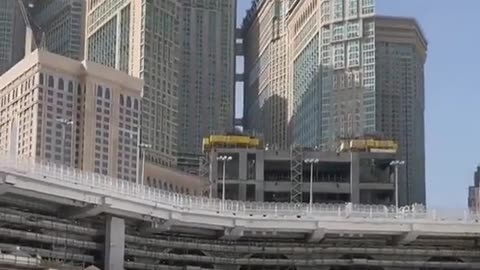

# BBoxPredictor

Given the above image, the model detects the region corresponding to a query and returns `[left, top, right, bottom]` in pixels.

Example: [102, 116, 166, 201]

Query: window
[68, 81, 73, 93]
[97, 86, 103, 97]
[39, 73, 44, 85]
[347, 21, 360, 39]
[48, 76, 54, 87]
[120, 95, 124, 106]
[134, 99, 139, 110]
[58, 78, 64, 90]
[332, 24, 344, 42]
[105, 88, 110, 99]
[126, 97, 132, 108]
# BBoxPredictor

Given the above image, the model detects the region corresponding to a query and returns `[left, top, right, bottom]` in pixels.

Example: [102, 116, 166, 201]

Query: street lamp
[217, 155, 233, 208]
[56, 118, 73, 166]
[305, 158, 320, 211]
[138, 143, 152, 186]
[390, 160, 405, 210]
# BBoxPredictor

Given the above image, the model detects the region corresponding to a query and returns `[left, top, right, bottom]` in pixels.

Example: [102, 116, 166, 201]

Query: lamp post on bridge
[390, 160, 405, 210]
[305, 158, 320, 211]
[138, 143, 152, 186]
[56, 118, 73, 166]
[217, 155, 232, 209]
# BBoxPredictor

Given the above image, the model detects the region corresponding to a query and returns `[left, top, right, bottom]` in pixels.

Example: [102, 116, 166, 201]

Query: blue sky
[236, 0, 480, 208]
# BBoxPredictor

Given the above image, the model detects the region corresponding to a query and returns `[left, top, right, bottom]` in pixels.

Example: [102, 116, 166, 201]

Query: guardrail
[0, 156, 478, 223]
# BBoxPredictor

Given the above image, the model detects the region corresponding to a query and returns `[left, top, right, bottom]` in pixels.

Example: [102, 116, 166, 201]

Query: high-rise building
[0, 49, 143, 180]
[85, 0, 179, 167]
[242, 0, 427, 205]
[242, 0, 290, 149]
[469, 166, 480, 213]
[0, 0, 26, 75]
[28, 0, 86, 60]
[374, 16, 427, 205]
[177, 0, 236, 173]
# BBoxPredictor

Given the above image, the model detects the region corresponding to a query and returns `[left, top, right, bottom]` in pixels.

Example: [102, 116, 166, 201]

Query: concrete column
[350, 153, 360, 204]
[255, 151, 265, 202]
[104, 216, 125, 270]
[239, 150, 247, 180]
[211, 151, 219, 198]
[239, 183, 246, 201]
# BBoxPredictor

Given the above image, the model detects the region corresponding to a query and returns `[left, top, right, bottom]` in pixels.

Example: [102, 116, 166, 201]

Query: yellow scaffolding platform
[202, 135, 261, 152]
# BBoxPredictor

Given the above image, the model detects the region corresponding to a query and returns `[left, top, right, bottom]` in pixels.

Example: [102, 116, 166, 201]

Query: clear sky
[236, 0, 480, 208]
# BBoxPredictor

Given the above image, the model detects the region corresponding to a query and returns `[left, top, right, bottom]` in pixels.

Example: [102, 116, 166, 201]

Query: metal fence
[0, 155, 478, 223]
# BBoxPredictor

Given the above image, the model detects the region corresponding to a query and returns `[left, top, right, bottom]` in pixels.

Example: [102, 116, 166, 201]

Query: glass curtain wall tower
[85, 0, 180, 167]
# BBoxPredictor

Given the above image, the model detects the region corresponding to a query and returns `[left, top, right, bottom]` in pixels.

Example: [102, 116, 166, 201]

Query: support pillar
[350, 153, 360, 204]
[255, 151, 264, 201]
[104, 216, 125, 270]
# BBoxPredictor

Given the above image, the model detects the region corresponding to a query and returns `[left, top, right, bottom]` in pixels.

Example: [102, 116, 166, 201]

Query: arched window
[97, 86, 103, 97]
[58, 78, 64, 90]
[77, 84, 82, 95]
[126, 96, 132, 108]
[39, 73, 44, 85]
[120, 94, 124, 106]
[180, 187, 185, 194]
[68, 81, 73, 93]
[163, 182, 167, 190]
[134, 99, 139, 110]
[48, 76, 54, 87]
[169, 184, 173, 191]
[105, 88, 111, 100]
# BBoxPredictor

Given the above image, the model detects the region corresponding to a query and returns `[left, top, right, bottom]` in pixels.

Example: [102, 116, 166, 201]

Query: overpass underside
[0, 192, 479, 270]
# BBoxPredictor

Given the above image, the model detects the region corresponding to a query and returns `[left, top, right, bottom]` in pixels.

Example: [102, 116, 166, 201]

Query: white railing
[0, 156, 478, 223]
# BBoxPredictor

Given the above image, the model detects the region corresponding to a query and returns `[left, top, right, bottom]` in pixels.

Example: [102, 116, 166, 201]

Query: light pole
[390, 160, 405, 210]
[305, 158, 320, 211]
[217, 155, 232, 207]
[139, 143, 152, 186]
[56, 118, 73, 166]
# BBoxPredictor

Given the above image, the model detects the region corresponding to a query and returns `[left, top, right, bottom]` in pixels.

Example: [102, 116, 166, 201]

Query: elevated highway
[0, 157, 479, 270]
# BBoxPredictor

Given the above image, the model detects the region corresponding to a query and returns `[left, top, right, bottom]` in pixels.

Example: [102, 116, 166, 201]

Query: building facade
[374, 16, 427, 205]
[242, 0, 290, 149]
[469, 166, 480, 213]
[28, 0, 86, 60]
[0, 49, 143, 180]
[206, 147, 396, 205]
[258, 0, 427, 205]
[177, 0, 236, 173]
[0, 0, 25, 75]
[85, 0, 179, 167]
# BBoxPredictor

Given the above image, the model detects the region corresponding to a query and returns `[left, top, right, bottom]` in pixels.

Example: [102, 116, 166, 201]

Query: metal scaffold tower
[290, 147, 303, 203]
[199, 155, 210, 178]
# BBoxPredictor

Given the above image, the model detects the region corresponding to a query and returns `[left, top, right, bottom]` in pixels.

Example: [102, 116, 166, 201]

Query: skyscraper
[375, 16, 427, 205]
[0, 0, 26, 75]
[468, 166, 480, 213]
[242, 0, 289, 149]
[243, 0, 427, 205]
[28, 0, 86, 60]
[177, 0, 236, 173]
[85, 0, 180, 167]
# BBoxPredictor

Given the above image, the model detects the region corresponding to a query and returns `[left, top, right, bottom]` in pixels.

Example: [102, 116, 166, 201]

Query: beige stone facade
[0, 49, 143, 181]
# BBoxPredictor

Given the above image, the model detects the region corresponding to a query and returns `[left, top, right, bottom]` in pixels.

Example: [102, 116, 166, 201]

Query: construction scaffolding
[290, 147, 303, 203]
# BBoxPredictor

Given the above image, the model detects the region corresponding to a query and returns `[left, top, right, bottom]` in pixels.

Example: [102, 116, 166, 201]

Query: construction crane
[16, 0, 44, 55]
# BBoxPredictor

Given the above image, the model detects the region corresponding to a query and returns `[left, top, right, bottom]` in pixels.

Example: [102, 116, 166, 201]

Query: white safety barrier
[0, 156, 478, 223]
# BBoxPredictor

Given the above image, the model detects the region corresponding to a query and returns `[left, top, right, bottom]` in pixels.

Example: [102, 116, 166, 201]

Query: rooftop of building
[0, 49, 143, 92]
[375, 15, 428, 49]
